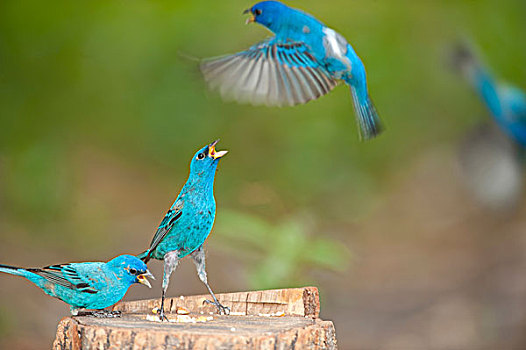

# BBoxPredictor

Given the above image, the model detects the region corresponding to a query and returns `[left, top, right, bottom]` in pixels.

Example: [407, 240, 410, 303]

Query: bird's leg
[158, 250, 180, 321]
[191, 246, 230, 315]
[158, 288, 168, 322]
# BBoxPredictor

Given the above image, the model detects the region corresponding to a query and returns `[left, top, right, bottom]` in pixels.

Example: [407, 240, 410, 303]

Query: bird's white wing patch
[322, 27, 348, 60]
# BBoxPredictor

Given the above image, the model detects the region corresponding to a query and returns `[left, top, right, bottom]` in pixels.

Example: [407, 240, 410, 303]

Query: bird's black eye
[129, 268, 137, 275]
[197, 152, 206, 160]
[254, 9, 262, 16]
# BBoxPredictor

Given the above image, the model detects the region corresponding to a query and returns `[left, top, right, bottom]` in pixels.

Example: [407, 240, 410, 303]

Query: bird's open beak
[208, 140, 228, 159]
[243, 9, 255, 24]
[137, 270, 155, 288]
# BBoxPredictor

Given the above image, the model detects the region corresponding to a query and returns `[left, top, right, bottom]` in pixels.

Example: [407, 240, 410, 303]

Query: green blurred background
[1, 0, 525, 348]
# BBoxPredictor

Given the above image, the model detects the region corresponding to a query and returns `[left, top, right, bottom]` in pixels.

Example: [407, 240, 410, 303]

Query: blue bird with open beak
[0, 255, 154, 316]
[138, 140, 228, 320]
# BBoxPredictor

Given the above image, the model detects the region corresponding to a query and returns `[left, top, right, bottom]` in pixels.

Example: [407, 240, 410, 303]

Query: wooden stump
[53, 287, 337, 350]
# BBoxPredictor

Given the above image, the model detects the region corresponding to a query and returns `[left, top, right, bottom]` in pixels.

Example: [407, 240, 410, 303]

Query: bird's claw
[156, 308, 169, 322]
[204, 299, 230, 315]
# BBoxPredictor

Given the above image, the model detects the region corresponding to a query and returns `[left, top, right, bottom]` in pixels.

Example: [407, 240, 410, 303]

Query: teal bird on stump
[139, 140, 228, 320]
[0, 255, 154, 316]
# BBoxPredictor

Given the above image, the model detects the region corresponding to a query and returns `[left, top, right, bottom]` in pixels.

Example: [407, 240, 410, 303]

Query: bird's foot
[204, 299, 230, 315]
[80, 310, 122, 318]
[154, 307, 169, 322]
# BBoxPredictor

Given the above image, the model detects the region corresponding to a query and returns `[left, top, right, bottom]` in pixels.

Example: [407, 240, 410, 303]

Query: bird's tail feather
[350, 86, 383, 140]
[0, 264, 25, 276]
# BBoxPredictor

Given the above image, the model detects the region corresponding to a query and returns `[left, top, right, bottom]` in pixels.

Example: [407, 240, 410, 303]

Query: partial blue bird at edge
[451, 43, 526, 147]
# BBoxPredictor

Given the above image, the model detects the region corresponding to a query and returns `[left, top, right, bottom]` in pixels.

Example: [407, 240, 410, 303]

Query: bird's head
[108, 255, 155, 288]
[189, 140, 228, 178]
[244, 1, 288, 32]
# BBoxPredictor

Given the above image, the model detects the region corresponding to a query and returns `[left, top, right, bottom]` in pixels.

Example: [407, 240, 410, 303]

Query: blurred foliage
[0, 0, 524, 285]
[1, 141, 73, 223]
[215, 210, 350, 289]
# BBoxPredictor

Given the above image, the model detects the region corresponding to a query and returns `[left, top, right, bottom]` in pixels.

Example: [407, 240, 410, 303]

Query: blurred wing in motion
[201, 39, 338, 106]
[458, 122, 523, 211]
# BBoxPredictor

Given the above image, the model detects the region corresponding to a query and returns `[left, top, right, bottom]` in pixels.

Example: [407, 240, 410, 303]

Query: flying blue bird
[451, 43, 526, 147]
[0, 255, 154, 316]
[201, 1, 383, 140]
[139, 140, 228, 320]
[450, 43, 526, 210]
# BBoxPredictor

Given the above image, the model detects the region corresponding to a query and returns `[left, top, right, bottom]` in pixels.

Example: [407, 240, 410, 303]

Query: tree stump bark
[53, 287, 337, 350]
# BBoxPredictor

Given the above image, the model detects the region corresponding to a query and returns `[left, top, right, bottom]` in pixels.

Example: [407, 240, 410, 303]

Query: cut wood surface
[53, 287, 337, 350]
[113, 286, 320, 318]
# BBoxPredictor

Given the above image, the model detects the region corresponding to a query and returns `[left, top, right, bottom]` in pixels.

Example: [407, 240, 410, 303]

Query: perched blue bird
[0, 255, 154, 316]
[201, 0, 383, 140]
[451, 43, 526, 147]
[139, 140, 228, 320]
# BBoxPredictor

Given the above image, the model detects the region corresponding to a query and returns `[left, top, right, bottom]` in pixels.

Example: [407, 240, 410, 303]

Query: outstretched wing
[143, 200, 184, 262]
[201, 39, 338, 107]
[28, 264, 99, 294]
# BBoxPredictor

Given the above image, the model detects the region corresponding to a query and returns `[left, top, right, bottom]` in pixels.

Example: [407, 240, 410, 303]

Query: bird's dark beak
[243, 9, 255, 24]
[137, 270, 154, 288]
[208, 139, 228, 159]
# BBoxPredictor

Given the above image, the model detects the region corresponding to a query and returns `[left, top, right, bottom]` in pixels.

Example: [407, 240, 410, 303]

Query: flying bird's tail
[0, 264, 26, 277]
[350, 86, 383, 140]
